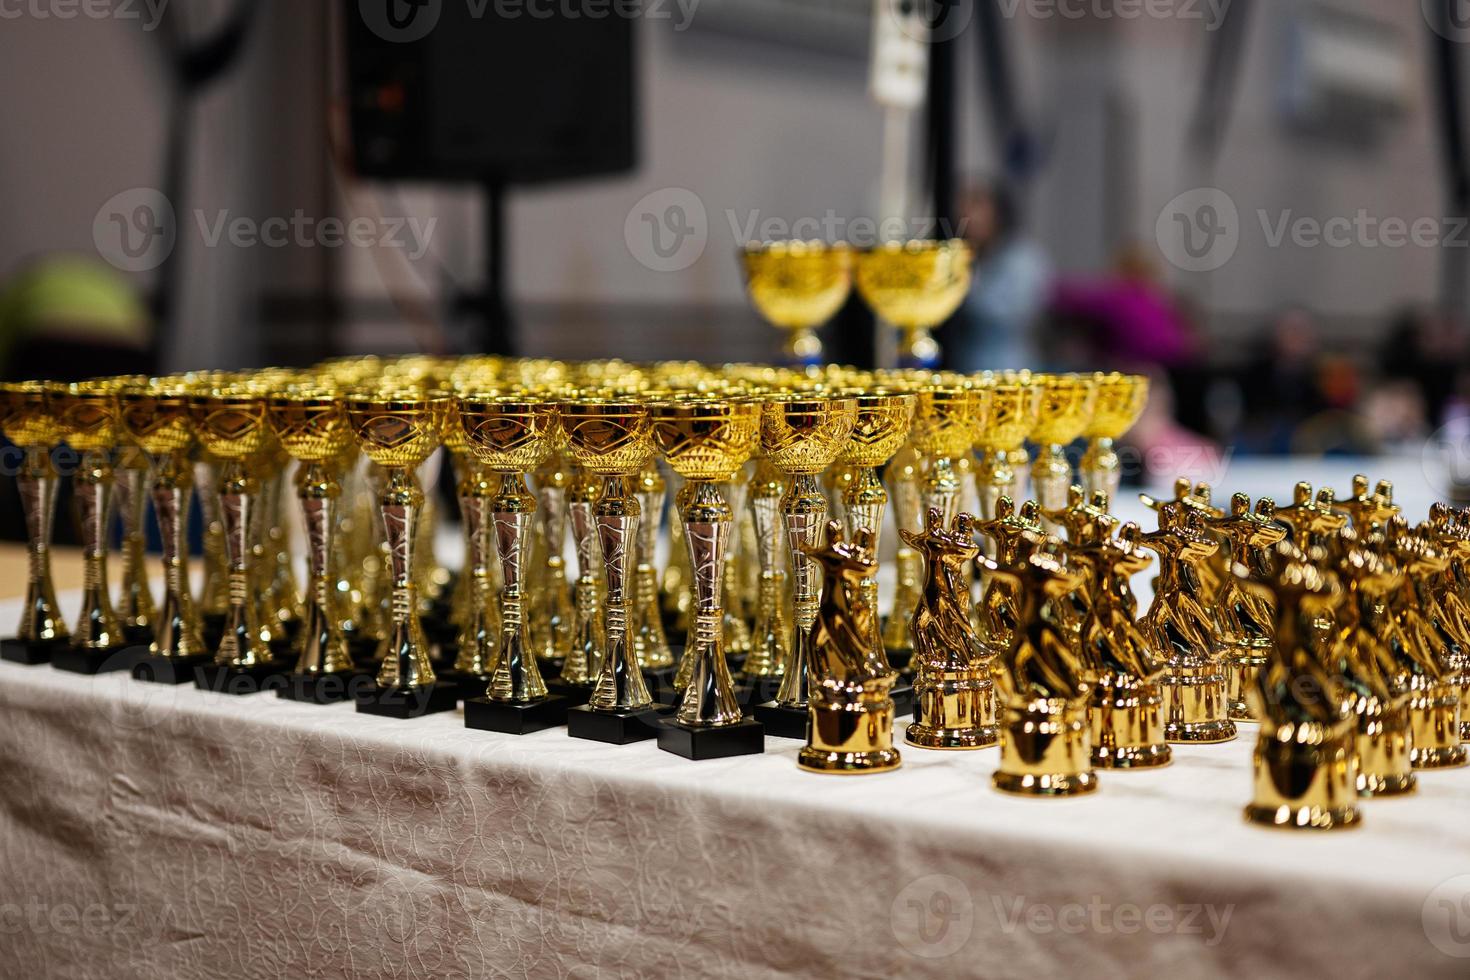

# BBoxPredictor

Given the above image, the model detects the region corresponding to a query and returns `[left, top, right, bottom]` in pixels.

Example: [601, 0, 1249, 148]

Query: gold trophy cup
[0, 382, 69, 664]
[854, 239, 972, 369]
[740, 240, 852, 366]
[1079, 373, 1148, 503]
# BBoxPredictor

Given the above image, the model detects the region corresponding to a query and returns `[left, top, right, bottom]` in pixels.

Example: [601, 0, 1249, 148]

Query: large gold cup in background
[755, 393, 857, 738]
[562, 397, 664, 743]
[50, 379, 142, 673]
[268, 384, 364, 703]
[741, 240, 852, 366]
[1080, 373, 1148, 502]
[460, 393, 570, 734]
[0, 382, 69, 664]
[1030, 373, 1099, 521]
[189, 380, 294, 692]
[121, 380, 209, 683]
[344, 389, 458, 717]
[854, 239, 972, 369]
[652, 397, 766, 759]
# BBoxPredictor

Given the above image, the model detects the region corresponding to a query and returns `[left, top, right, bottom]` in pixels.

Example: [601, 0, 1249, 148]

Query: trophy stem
[843, 465, 887, 653]
[591, 474, 653, 711]
[633, 465, 673, 669]
[453, 463, 499, 678]
[721, 476, 753, 657]
[16, 445, 67, 645]
[294, 460, 352, 675]
[533, 455, 574, 662]
[674, 480, 743, 727]
[73, 448, 124, 651]
[488, 471, 547, 701]
[742, 459, 788, 681]
[1032, 444, 1073, 521]
[563, 468, 604, 686]
[195, 460, 229, 619]
[1080, 436, 1121, 502]
[919, 455, 960, 531]
[974, 448, 1022, 524]
[148, 452, 203, 658]
[774, 471, 826, 707]
[216, 459, 271, 667]
[374, 466, 434, 690]
[882, 452, 921, 658]
[897, 326, 940, 370]
[114, 459, 156, 639]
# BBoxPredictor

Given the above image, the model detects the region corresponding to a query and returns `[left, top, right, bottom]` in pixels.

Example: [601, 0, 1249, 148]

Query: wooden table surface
[0, 544, 87, 599]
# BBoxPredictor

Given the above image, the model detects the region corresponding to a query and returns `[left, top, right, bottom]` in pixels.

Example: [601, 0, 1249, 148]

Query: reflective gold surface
[741, 240, 852, 363]
[853, 239, 972, 367]
[0, 381, 68, 647]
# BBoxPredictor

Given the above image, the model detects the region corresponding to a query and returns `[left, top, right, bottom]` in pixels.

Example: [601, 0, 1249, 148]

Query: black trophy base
[0, 637, 60, 665]
[644, 666, 680, 705]
[463, 694, 570, 735]
[132, 653, 213, 685]
[658, 717, 765, 760]
[52, 644, 146, 676]
[354, 681, 461, 718]
[124, 625, 153, 645]
[891, 684, 915, 718]
[202, 614, 226, 651]
[732, 675, 784, 710]
[347, 635, 383, 665]
[546, 679, 594, 705]
[277, 670, 371, 704]
[566, 703, 668, 744]
[194, 661, 292, 695]
[753, 701, 809, 740]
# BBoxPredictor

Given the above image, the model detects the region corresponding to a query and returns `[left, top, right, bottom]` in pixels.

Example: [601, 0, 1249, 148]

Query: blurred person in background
[950, 179, 1052, 372]
[1380, 304, 1466, 431]
[1049, 242, 1201, 371]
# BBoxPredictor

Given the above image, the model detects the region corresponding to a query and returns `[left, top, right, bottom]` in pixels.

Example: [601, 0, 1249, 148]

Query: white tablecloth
[2, 456, 1468, 979]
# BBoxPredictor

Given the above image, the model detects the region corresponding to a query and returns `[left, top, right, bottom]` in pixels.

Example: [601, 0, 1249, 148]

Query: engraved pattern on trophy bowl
[0, 381, 63, 449]
[759, 396, 859, 475]
[344, 393, 448, 468]
[975, 378, 1042, 452]
[1031, 374, 1100, 446]
[740, 240, 853, 328]
[561, 400, 655, 475]
[49, 381, 121, 452]
[120, 384, 194, 455]
[459, 396, 558, 472]
[189, 391, 271, 461]
[1084, 372, 1149, 441]
[650, 399, 760, 482]
[840, 392, 915, 467]
[911, 385, 986, 459]
[268, 391, 354, 462]
[853, 239, 973, 328]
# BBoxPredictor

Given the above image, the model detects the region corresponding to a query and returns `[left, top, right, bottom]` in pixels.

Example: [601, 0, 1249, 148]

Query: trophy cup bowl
[650, 397, 766, 759]
[740, 240, 853, 365]
[189, 380, 294, 693]
[754, 393, 858, 738]
[458, 394, 571, 734]
[268, 384, 364, 703]
[854, 239, 972, 369]
[121, 379, 211, 683]
[1029, 373, 1099, 517]
[560, 397, 666, 743]
[0, 381, 69, 664]
[343, 388, 458, 717]
[48, 379, 145, 673]
[973, 374, 1042, 520]
[1080, 373, 1148, 501]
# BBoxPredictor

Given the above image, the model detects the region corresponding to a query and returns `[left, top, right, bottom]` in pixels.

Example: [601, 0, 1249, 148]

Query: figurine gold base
[1161, 664, 1236, 743]
[1353, 696, 1416, 797]
[1245, 719, 1361, 830]
[1090, 676, 1171, 769]
[1224, 642, 1270, 722]
[798, 696, 901, 774]
[1408, 675, 1468, 770]
[905, 665, 997, 749]
[992, 698, 1098, 797]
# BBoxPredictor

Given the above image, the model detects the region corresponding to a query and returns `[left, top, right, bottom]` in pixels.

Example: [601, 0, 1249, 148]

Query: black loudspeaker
[344, 0, 638, 182]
